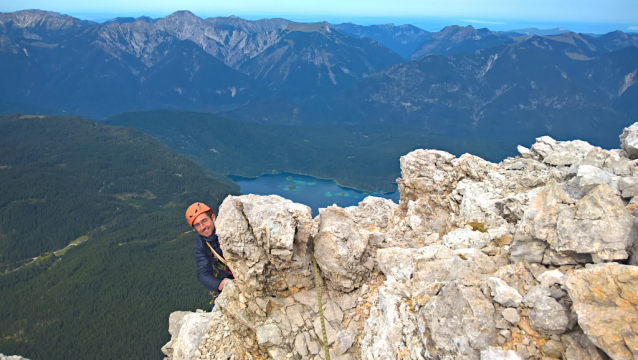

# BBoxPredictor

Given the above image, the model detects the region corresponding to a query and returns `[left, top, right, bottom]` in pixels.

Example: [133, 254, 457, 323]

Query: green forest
[0, 114, 239, 359]
[105, 110, 519, 193]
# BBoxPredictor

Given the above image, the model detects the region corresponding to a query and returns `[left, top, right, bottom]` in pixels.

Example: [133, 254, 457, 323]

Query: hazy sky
[1, 0, 636, 33]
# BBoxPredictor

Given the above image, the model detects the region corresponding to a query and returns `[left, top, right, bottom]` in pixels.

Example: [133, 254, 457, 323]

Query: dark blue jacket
[195, 232, 233, 292]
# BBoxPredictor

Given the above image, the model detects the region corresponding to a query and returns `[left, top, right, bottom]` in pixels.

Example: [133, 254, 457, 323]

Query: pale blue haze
[0, 0, 636, 33]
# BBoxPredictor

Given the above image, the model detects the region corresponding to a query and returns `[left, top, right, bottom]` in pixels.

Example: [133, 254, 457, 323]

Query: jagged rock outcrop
[564, 263, 638, 360]
[164, 123, 638, 359]
[0, 354, 29, 360]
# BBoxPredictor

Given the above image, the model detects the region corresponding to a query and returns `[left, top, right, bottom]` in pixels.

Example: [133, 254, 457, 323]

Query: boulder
[620, 122, 638, 159]
[488, 277, 523, 308]
[215, 194, 317, 294]
[528, 295, 574, 335]
[510, 180, 574, 263]
[564, 263, 638, 360]
[420, 282, 496, 359]
[161, 311, 215, 360]
[315, 206, 373, 292]
[563, 165, 619, 200]
[501, 308, 520, 324]
[555, 183, 637, 263]
[542, 140, 595, 166]
[619, 176, 638, 198]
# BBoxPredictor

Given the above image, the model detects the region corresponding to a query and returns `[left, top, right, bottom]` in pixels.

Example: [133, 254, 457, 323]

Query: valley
[0, 6, 637, 360]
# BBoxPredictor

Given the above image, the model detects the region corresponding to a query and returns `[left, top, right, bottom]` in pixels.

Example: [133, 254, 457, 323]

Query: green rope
[310, 236, 331, 360]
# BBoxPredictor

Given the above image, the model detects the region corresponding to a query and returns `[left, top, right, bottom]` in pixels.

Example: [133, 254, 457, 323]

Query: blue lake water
[228, 172, 400, 216]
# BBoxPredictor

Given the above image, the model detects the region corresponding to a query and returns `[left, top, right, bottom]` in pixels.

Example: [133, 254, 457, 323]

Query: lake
[228, 172, 400, 216]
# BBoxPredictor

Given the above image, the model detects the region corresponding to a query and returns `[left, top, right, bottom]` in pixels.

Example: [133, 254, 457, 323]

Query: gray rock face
[556, 183, 636, 263]
[161, 310, 216, 360]
[512, 180, 637, 265]
[166, 124, 638, 360]
[315, 206, 373, 292]
[564, 165, 619, 200]
[620, 122, 638, 159]
[511, 180, 573, 263]
[216, 194, 317, 294]
[421, 282, 496, 359]
[619, 176, 638, 198]
[564, 263, 638, 360]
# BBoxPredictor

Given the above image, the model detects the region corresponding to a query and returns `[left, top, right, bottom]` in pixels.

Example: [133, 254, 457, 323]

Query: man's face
[192, 212, 216, 238]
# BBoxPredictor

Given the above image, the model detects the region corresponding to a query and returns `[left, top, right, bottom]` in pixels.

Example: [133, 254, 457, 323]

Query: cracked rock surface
[164, 123, 638, 359]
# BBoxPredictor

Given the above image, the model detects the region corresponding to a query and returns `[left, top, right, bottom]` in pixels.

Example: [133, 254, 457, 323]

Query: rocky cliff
[163, 123, 638, 360]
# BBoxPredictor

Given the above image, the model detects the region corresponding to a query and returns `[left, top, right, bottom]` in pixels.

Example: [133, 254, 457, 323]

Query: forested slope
[0, 114, 239, 359]
[105, 110, 518, 192]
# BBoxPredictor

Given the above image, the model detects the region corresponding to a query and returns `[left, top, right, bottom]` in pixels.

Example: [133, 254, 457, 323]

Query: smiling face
[192, 211, 216, 238]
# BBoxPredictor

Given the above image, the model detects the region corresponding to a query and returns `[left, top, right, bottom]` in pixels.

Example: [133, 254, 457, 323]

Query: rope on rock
[310, 235, 331, 360]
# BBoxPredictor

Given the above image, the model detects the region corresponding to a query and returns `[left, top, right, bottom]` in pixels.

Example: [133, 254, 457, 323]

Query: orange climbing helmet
[185, 202, 214, 227]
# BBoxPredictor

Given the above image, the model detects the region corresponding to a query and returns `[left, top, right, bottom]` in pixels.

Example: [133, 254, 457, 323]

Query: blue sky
[1, 0, 636, 33]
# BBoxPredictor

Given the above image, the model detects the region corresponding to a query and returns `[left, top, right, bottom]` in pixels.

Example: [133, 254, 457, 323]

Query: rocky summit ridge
[163, 124, 638, 360]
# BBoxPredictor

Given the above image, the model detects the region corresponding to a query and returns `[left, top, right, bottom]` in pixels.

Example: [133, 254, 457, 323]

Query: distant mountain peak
[165, 10, 200, 21]
[286, 21, 331, 33]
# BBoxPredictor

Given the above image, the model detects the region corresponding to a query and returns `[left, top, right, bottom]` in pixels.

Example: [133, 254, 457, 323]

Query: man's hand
[218, 278, 230, 291]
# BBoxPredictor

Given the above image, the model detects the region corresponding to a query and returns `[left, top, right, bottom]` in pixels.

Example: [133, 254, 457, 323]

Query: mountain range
[225, 31, 638, 147]
[1, 9, 637, 147]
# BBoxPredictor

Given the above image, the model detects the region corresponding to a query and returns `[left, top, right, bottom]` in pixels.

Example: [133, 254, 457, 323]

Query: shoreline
[226, 171, 399, 195]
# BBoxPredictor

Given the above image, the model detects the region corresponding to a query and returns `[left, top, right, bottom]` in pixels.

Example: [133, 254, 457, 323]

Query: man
[185, 202, 233, 308]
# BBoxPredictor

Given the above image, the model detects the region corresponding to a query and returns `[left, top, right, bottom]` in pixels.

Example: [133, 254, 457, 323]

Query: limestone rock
[564, 165, 619, 200]
[513, 180, 637, 265]
[564, 263, 638, 360]
[488, 277, 523, 307]
[161, 311, 215, 360]
[0, 355, 29, 360]
[168, 125, 638, 360]
[343, 196, 399, 233]
[216, 194, 317, 294]
[528, 295, 574, 335]
[541, 339, 565, 358]
[517, 145, 533, 159]
[562, 329, 607, 360]
[522, 285, 552, 308]
[361, 282, 425, 359]
[420, 282, 496, 359]
[256, 323, 283, 346]
[542, 139, 594, 167]
[620, 122, 638, 159]
[501, 308, 520, 324]
[315, 206, 372, 292]
[619, 176, 638, 198]
[442, 228, 491, 250]
[511, 180, 574, 263]
[536, 269, 564, 287]
[480, 347, 523, 360]
[555, 183, 636, 263]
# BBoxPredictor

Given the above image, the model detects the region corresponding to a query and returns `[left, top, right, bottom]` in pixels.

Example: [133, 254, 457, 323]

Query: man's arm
[195, 238, 223, 292]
